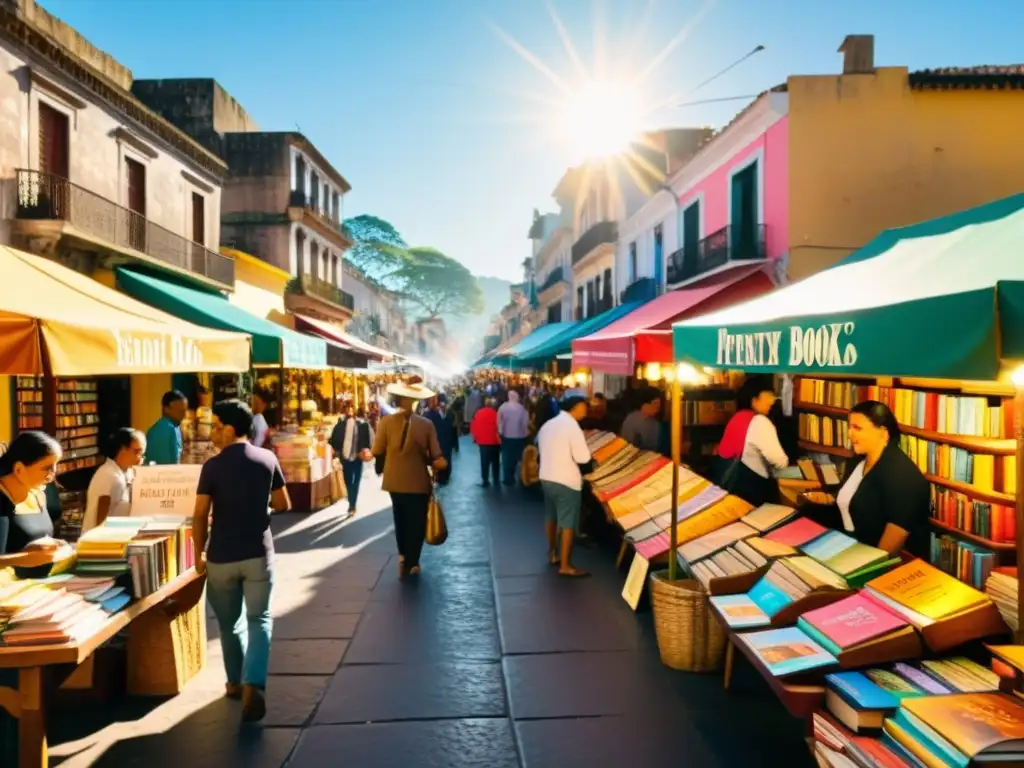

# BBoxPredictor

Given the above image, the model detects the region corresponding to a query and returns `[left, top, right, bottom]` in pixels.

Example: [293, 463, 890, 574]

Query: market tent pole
[668, 372, 682, 582]
[1015, 373, 1024, 644]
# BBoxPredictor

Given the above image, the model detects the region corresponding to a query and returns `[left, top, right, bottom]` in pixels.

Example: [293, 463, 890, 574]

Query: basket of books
[649, 571, 725, 672]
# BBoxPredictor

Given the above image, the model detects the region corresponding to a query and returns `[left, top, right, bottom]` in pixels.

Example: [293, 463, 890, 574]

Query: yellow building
[223, 247, 292, 326]
[788, 36, 1024, 279]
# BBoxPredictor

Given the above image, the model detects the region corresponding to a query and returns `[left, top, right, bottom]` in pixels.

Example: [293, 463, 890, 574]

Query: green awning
[482, 322, 576, 369]
[672, 194, 1024, 380]
[517, 302, 644, 367]
[116, 268, 328, 368]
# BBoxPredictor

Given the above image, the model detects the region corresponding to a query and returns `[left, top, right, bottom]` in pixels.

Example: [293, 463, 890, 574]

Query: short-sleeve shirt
[0, 488, 53, 554]
[537, 411, 592, 491]
[146, 416, 182, 465]
[84, 459, 133, 533]
[197, 442, 285, 564]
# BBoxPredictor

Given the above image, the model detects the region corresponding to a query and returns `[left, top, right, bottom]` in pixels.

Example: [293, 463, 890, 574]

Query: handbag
[425, 492, 448, 546]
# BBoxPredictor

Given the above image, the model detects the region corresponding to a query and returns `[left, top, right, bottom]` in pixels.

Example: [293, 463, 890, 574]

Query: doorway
[730, 161, 758, 258]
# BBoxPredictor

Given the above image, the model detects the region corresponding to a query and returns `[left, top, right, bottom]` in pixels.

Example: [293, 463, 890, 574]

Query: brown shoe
[241, 685, 266, 722]
[225, 682, 243, 699]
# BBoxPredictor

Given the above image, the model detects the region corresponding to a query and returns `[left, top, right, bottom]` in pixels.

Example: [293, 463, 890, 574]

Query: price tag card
[131, 465, 202, 517]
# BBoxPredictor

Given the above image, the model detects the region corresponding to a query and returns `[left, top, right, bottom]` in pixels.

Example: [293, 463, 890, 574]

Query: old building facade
[0, 0, 233, 291]
[131, 78, 355, 323]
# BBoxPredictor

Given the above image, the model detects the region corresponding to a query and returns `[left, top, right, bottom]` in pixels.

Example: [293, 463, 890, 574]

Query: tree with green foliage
[343, 214, 408, 282]
[390, 247, 485, 319]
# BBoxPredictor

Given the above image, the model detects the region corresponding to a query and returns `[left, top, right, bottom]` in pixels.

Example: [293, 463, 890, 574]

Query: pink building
[666, 87, 789, 289]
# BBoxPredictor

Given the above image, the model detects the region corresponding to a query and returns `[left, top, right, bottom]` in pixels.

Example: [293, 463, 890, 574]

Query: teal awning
[517, 302, 643, 367]
[672, 194, 1024, 380]
[484, 322, 576, 369]
[116, 268, 328, 368]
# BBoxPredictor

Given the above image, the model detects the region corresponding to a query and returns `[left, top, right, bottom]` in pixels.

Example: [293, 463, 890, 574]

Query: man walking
[193, 400, 291, 722]
[470, 397, 501, 487]
[329, 404, 374, 515]
[497, 390, 529, 486]
[537, 395, 592, 577]
[145, 390, 187, 465]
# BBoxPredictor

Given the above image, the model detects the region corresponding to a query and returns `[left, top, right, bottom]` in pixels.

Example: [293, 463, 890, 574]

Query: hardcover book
[709, 594, 771, 629]
[738, 626, 837, 677]
[765, 518, 829, 548]
[799, 594, 908, 652]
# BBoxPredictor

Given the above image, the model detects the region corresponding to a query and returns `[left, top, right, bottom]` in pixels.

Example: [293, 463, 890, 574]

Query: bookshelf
[12, 375, 103, 477]
[794, 375, 1019, 590]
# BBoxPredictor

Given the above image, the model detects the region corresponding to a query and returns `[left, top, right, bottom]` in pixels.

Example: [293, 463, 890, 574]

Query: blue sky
[42, 0, 1024, 281]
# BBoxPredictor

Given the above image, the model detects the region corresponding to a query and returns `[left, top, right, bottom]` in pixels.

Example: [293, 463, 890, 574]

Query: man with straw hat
[373, 377, 447, 579]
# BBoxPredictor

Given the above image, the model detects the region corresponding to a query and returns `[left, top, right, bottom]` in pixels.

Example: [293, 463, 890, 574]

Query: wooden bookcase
[792, 374, 1017, 590]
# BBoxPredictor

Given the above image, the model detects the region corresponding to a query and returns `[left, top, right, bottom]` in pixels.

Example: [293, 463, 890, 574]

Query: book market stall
[0, 247, 252, 767]
[661, 194, 1024, 765]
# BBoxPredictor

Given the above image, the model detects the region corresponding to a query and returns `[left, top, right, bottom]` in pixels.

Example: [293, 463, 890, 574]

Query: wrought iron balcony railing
[537, 266, 566, 293]
[294, 273, 355, 311]
[16, 169, 234, 288]
[666, 224, 767, 286]
[288, 189, 344, 233]
[620, 276, 657, 305]
[571, 220, 617, 266]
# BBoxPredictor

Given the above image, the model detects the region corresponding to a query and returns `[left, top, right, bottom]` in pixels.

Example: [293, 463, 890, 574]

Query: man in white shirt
[84, 428, 146, 533]
[536, 396, 592, 577]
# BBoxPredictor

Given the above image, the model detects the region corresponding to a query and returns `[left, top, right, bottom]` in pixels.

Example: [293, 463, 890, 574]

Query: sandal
[558, 568, 591, 578]
[547, 551, 560, 566]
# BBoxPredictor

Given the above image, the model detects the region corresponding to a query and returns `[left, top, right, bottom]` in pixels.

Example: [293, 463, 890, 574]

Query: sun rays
[481, 0, 721, 216]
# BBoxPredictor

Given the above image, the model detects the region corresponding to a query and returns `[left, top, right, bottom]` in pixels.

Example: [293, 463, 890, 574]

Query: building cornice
[667, 90, 788, 200]
[288, 134, 352, 193]
[0, 7, 228, 177]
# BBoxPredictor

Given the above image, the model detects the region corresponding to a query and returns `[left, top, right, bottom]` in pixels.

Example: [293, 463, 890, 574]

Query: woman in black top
[0, 432, 64, 565]
[802, 401, 930, 557]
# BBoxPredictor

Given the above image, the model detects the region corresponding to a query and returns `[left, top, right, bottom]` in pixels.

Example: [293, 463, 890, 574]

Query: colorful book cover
[865, 559, 988, 621]
[892, 710, 969, 768]
[709, 594, 771, 629]
[865, 669, 925, 700]
[825, 671, 900, 711]
[748, 573, 795, 617]
[800, 593, 907, 649]
[738, 626, 837, 677]
[802, 530, 857, 562]
[826, 542, 890, 577]
[904, 693, 1024, 760]
[892, 663, 952, 695]
[764, 517, 828, 548]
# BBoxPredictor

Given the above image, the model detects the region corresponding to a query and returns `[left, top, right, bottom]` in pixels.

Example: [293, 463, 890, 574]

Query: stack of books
[863, 560, 995, 632]
[984, 567, 1018, 632]
[765, 518, 830, 548]
[742, 503, 798, 533]
[0, 573, 131, 646]
[884, 693, 1024, 767]
[77, 518, 194, 599]
[812, 709, 910, 768]
[796, 594, 917, 665]
[801, 530, 900, 587]
[689, 539, 769, 592]
[711, 558, 848, 629]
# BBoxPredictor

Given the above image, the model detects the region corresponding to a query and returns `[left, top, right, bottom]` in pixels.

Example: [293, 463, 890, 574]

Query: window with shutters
[38, 102, 69, 178]
[125, 157, 146, 251]
[191, 192, 205, 245]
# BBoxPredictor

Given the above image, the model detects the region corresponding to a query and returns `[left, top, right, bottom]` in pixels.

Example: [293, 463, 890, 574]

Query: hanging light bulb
[574, 371, 589, 385]
[645, 362, 662, 382]
[662, 365, 676, 383]
[1012, 365, 1024, 388]
[676, 362, 700, 384]
[635, 363, 645, 380]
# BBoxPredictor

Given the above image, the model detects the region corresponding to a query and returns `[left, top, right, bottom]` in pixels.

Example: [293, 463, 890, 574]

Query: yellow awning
[0, 246, 250, 375]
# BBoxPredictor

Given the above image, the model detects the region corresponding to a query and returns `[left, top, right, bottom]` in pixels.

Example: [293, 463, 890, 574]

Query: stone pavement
[48, 438, 813, 767]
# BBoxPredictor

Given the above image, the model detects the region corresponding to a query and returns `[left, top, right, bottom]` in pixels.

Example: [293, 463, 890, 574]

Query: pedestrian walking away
[329, 403, 375, 516]
[373, 378, 448, 579]
[470, 397, 501, 487]
[423, 394, 456, 485]
[192, 399, 292, 723]
[497, 390, 529, 485]
[536, 395, 593, 577]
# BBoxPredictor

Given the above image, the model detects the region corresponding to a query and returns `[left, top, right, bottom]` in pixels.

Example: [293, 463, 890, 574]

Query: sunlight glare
[558, 79, 642, 161]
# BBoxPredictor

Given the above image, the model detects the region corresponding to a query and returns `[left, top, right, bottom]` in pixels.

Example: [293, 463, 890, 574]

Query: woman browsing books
[800, 400, 930, 557]
[0, 432, 69, 566]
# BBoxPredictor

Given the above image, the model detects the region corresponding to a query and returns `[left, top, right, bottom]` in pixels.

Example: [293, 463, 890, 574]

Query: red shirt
[471, 407, 500, 446]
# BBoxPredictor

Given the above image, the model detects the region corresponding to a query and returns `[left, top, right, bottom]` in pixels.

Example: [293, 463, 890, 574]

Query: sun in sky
[483, 0, 737, 202]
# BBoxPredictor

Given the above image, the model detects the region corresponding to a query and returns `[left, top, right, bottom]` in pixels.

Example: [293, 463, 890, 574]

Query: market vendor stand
[669, 195, 1024, 716]
[0, 571, 204, 768]
[0, 246, 253, 768]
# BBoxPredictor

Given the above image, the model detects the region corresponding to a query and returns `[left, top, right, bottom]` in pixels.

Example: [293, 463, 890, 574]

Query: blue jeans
[206, 557, 274, 688]
[501, 438, 526, 484]
[342, 458, 364, 508]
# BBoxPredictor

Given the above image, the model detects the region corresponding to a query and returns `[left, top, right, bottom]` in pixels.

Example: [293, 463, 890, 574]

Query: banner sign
[131, 464, 202, 517]
[716, 322, 858, 369]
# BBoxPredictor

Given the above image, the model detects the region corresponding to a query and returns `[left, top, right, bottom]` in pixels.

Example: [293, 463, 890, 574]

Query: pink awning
[293, 314, 393, 361]
[572, 266, 775, 375]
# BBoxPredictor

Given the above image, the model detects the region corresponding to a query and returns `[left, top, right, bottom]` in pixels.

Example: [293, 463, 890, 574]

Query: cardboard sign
[621, 553, 650, 612]
[131, 464, 202, 517]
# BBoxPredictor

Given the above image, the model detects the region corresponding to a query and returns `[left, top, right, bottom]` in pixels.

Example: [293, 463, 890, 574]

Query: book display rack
[13, 375, 103, 477]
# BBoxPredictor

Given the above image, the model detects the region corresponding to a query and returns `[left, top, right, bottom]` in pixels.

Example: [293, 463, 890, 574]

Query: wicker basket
[648, 572, 726, 672]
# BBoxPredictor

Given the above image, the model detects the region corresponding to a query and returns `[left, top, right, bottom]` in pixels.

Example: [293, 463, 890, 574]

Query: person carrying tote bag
[372, 378, 448, 579]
